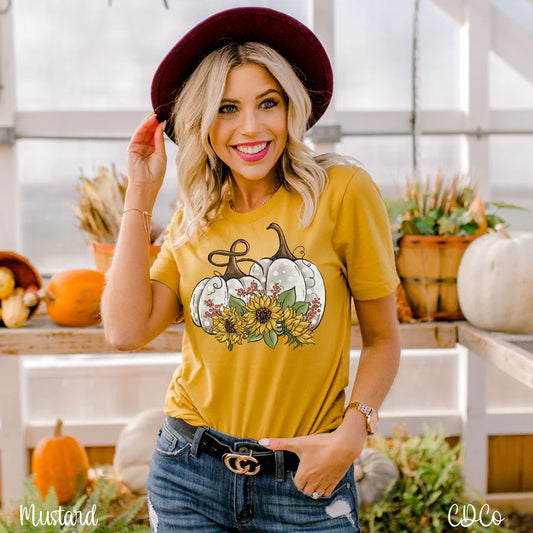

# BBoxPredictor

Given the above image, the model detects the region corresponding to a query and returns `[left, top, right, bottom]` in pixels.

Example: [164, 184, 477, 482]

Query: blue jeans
[147, 417, 360, 532]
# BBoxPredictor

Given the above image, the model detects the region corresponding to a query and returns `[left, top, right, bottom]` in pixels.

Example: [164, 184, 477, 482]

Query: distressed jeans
[147, 417, 360, 532]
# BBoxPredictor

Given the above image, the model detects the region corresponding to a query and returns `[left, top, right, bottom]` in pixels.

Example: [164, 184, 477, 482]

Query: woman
[102, 7, 400, 532]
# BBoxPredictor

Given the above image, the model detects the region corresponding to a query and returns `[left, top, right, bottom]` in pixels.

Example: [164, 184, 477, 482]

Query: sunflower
[244, 294, 283, 336]
[212, 306, 246, 349]
[282, 307, 314, 346]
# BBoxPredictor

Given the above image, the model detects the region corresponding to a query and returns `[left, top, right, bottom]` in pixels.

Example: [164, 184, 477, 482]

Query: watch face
[368, 411, 379, 435]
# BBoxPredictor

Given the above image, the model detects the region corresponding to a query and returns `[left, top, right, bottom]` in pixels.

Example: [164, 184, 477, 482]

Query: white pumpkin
[190, 239, 264, 333]
[457, 231, 533, 333]
[249, 223, 326, 329]
[113, 409, 165, 492]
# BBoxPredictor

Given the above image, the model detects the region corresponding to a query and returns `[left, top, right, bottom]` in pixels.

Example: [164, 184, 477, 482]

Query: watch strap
[345, 401, 378, 435]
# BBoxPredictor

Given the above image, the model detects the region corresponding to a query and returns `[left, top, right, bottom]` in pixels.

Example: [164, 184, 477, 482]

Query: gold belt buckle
[223, 451, 261, 476]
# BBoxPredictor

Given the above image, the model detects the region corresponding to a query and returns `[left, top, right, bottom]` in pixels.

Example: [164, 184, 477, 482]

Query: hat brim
[151, 7, 333, 141]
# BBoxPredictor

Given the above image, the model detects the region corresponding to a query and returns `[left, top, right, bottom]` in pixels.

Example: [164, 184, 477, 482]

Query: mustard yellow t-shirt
[150, 165, 399, 440]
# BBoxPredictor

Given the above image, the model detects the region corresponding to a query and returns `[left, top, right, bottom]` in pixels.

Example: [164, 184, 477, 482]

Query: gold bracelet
[122, 208, 152, 235]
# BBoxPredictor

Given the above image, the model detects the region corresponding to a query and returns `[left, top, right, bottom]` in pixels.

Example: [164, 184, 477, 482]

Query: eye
[219, 104, 237, 114]
[261, 98, 278, 109]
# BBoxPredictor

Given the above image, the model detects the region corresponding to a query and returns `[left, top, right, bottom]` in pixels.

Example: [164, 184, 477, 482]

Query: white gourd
[113, 409, 165, 492]
[457, 231, 533, 333]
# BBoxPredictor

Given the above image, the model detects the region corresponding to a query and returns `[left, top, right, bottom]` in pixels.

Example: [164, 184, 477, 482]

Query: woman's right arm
[102, 114, 182, 351]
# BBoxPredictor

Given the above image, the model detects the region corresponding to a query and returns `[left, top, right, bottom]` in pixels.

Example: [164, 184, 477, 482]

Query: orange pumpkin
[45, 269, 105, 327]
[32, 419, 90, 503]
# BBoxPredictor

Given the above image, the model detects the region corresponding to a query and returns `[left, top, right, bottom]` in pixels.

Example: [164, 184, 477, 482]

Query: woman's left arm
[261, 291, 400, 497]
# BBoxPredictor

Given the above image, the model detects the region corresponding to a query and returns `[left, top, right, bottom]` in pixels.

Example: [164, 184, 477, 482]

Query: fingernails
[258, 438, 270, 446]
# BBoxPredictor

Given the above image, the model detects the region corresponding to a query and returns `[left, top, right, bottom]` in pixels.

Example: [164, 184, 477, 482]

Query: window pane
[491, 0, 533, 34]
[490, 52, 533, 109]
[335, 0, 461, 110]
[489, 135, 533, 231]
[18, 140, 178, 273]
[14, 0, 309, 111]
[336, 135, 463, 197]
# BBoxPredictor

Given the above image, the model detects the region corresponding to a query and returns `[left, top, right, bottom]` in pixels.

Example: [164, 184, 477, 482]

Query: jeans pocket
[286, 464, 353, 503]
[154, 419, 191, 458]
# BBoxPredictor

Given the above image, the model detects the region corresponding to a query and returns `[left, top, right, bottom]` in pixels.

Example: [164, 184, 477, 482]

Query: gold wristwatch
[345, 401, 379, 435]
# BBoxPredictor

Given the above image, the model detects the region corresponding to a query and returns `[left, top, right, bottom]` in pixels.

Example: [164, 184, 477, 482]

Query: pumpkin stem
[495, 223, 511, 239]
[54, 419, 63, 437]
[208, 239, 250, 281]
[267, 223, 296, 260]
[44, 290, 56, 303]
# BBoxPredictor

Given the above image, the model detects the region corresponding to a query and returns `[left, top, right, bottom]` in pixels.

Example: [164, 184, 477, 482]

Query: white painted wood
[430, 0, 466, 25]
[458, 344, 488, 494]
[485, 412, 533, 435]
[491, 3, 533, 85]
[0, 356, 27, 505]
[0, 5, 18, 250]
[490, 110, 533, 133]
[16, 110, 146, 140]
[310, 0, 335, 154]
[26, 419, 131, 448]
[462, 0, 491, 198]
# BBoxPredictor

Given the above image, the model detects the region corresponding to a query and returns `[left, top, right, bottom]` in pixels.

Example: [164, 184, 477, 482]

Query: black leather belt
[166, 416, 299, 476]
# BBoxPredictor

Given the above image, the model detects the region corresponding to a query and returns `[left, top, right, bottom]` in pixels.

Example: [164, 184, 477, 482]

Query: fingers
[153, 120, 167, 158]
[259, 436, 301, 454]
[128, 113, 163, 151]
[294, 472, 340, 498]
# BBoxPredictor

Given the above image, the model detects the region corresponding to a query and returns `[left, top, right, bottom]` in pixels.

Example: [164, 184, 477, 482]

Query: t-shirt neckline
[222, 184, 287, 223]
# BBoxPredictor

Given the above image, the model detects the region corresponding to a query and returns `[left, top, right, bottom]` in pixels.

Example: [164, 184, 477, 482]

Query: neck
[230, 177, 281, 213]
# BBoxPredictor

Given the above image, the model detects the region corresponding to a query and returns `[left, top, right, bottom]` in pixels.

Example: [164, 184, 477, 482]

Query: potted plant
[385, 170, 520, 320]
[69, 165, 163, 273]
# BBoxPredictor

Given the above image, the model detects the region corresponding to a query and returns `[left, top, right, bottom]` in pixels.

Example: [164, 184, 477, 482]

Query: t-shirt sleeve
[332, 167, 399, 300]
[150, 213, 182, 299]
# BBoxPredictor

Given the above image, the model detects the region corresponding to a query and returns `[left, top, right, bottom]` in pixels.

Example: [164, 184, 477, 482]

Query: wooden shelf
[0, 311, 459, 355]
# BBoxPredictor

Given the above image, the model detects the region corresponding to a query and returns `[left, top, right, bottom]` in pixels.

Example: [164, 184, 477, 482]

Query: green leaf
[277, 287, 296, 309]
[228, 296, 246, 315]
[426, 208, 441, 221]
[385, 198, 415, 225]
[247, 333, 262, 343]
[413, 217, 437, 235]
[437, 215, 457, 235]
[485, 201, 529, 211]
[399, 220, 422, 235]
[263, 329, 278, 349]
[293, 301, 309, 315]
[452, 207, 474, 227]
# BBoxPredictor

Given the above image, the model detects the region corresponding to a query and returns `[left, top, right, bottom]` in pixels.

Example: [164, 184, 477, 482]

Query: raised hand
[126, 113, 168, 194]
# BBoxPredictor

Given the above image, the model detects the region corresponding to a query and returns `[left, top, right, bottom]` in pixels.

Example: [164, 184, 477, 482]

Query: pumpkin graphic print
[190, 223, 326, 350]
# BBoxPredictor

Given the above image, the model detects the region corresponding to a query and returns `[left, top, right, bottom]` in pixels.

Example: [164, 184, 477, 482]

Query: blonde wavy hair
[170, 41, 351, 246]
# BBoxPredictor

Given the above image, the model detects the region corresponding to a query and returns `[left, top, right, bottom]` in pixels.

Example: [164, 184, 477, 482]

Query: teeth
[235, 142, 268, 155]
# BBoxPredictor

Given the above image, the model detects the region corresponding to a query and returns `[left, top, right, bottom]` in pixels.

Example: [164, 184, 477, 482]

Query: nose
[238, 108, 262, 135]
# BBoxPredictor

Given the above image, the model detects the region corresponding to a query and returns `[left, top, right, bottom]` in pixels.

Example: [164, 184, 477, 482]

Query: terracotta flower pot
[395, 235, 477, 320]
[90, 242, 162, 274]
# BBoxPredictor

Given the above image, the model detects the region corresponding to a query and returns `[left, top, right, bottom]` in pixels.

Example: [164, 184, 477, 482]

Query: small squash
[32, 419, 90, 503]
[45, 269, 105, 327]
[0, 266, 15, 299]
[354, 448, 400, 506]
[1, 287, 30, 328]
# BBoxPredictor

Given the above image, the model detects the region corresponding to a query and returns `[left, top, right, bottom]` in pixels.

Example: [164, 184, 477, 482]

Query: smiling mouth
[233, 142, 270, 155]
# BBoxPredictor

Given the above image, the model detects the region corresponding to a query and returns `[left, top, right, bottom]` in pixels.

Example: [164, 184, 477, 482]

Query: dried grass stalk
[69, 165, 128, 244]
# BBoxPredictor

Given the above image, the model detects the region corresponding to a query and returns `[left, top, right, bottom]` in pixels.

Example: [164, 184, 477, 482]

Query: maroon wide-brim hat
[151, 7, 333, 142]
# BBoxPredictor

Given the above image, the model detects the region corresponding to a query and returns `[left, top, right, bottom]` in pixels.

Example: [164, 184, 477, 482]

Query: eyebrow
[220, 88, 281, 104]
